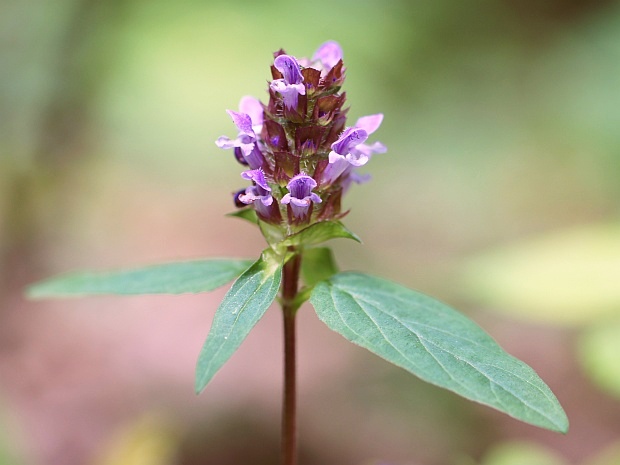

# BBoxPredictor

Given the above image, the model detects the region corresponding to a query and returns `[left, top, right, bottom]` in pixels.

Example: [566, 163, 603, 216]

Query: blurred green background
[2, 0, 620, 464]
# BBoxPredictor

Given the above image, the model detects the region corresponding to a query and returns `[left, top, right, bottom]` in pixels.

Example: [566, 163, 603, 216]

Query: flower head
[215, 41, 386, 235]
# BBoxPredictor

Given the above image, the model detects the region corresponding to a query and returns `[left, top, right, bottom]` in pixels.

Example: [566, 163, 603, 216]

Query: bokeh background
[2, 0, 620, 464]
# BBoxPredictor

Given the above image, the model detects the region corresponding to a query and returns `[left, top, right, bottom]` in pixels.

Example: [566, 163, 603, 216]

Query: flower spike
[215, 41, 386, 231]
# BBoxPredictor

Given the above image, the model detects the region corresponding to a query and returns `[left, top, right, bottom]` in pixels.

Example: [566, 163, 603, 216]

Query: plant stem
[281, 251, 301, 465]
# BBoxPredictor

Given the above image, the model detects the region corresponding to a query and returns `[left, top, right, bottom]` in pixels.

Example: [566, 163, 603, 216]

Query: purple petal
[215, 135, 255, 159]
[234, 147, 249, 165]
[312, 41, 343, 70]
[238, 186, 273, 207]
[274, 55, 304, 85]
[365, 141, 388, 154]
[341, 170, 372, 194]
[345, 150, 369, 167]
[281, 176, 321, 221]
[241, 169, 271, 192]
[286, 173, 318, 200]
[270, 80, 305, 110]
[239, 96, 263, 127]
[226, 110, 254, 136]
[350, 171, 372, 185]
[330, 127, 368, 155]
[354, 114, 383, 135]
[322, 153, 350, 184]
[215, 136, 236, 149]
[243, 145, 266, 170]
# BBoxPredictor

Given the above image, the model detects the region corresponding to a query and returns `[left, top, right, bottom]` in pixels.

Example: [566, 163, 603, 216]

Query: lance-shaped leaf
[27, 259, 253, 298]
[195, 252, 282, 394]
[310, 272, 569, 433]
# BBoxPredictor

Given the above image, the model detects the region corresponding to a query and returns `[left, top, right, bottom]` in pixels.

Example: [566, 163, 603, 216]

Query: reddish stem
[281, 252, 301, 465]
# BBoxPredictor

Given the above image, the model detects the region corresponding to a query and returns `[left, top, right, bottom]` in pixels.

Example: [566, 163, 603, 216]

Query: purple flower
[238, 169, 277, 220]
[281, 173, 322, 221]
[270, 55, 305, 110]
[322, 113, 386, 184]
[239, 96, 263, 133]
[215, 108, 266, 170]
[312, 41, 343, 72]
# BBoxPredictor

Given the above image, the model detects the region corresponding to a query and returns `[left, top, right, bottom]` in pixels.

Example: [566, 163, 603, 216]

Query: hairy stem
[282, 251, 301, 465]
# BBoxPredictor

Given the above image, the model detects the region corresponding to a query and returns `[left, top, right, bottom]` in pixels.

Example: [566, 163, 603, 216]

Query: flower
[238, 169, 280, 222]
[215, 102, 266, 170]
[281, 173, 322, 222]
[270, 55, 306, 110]
[322, 114, 386, 184]
[239, 96, 263, 133]
[311, 41, 343, 72]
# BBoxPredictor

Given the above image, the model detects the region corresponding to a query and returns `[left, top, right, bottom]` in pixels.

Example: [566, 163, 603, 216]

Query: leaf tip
[554, 412, 570, 435]
[194, 371, 209, 395]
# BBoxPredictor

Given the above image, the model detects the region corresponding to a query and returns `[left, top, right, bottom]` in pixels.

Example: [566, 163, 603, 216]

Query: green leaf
[227, 208, 258, 224]
[301, 247, 339, 288]
[195, 252, 282, 394]
[259, 219, 286, 247]
[283, 221, 361, 247]
[27, 259, 253, 298]
[310, 272, 569, 433]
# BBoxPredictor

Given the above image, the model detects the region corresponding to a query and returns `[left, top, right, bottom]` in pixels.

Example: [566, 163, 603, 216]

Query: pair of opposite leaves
[28, 234, 568, 434]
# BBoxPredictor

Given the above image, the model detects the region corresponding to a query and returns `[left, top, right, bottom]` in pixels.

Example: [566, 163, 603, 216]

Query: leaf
[195, 252, 282, 394]
[310, 272, 569, 433]
[283, 221, 361, 248]
[27, 259, 253, 298]
[301, 247, 339, 288]
[459, 222, 620, 326]
[227, 208, 258, 224]
[259, 219, 286, 247]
